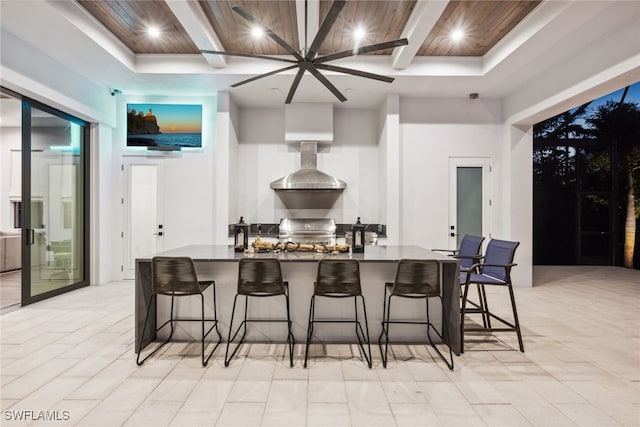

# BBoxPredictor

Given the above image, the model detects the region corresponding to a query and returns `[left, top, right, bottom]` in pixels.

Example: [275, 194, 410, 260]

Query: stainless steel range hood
[270, 141, 347, 191]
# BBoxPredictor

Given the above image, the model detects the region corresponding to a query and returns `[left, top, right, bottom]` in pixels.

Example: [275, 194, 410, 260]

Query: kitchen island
[135, 245, 461, 356]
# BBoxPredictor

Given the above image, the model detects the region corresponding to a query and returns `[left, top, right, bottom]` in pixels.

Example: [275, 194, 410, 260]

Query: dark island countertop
[136, 244, 458, 263]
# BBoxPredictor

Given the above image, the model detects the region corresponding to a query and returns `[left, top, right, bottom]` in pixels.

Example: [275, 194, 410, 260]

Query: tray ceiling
[4, 0, 635, 109]
[77, 0, 541, 57]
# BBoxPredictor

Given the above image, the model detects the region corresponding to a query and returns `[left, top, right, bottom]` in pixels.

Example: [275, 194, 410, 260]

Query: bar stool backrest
[481, 239, 520, 281]
[391, 259, 440, 297]
[458, 235, 485, 270]
[315, 259, 361, 296]
[152, 256, 201, 295]
[238, 258, 285, 296]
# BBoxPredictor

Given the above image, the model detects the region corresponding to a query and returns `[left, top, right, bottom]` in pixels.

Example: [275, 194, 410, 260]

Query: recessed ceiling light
[451, 28, 465, 42]
[147, 26, 161, 38]
[354, 26, 366, 41]
[344, 88, 353, 93]
[251, 26, 264, 38]
[271, 87, 280, 92]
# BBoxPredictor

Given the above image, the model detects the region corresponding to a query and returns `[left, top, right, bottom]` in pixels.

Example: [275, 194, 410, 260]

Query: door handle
[153, 232, 163, 236]
[26, 228, 35, 245]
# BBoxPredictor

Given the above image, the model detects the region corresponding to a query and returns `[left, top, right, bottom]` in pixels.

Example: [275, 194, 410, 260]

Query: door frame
[1, 85, 91, 306]
[448, 157, 492, 249]
[122, 156, 164, 279]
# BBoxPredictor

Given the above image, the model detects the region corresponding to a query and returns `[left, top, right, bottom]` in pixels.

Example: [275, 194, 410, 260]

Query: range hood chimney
[271, 103, 346, 191]
[270, 141, 347, 191]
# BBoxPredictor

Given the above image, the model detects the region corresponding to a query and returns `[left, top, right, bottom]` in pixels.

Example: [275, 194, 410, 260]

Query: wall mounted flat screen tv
[127, 104, 202, 149]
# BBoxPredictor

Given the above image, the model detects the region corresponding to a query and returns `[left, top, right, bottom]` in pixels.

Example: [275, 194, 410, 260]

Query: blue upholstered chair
[433, 234, 485, 273]
[460, 239, 524, 352]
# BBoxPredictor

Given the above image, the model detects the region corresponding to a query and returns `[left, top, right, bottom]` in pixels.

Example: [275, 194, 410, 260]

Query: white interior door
[123, 157, 164, 279]
[449, 158, 491, 249]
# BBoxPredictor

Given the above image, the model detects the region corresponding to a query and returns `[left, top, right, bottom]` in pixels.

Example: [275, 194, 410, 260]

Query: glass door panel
[449, 158, 491, 249]
[456, 167, 483, 247]
[28, 107, 85, 298]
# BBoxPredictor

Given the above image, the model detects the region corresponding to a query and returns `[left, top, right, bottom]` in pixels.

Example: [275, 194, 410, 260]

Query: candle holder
[234, 216, 249, 252]
[352, 217, 365, 253]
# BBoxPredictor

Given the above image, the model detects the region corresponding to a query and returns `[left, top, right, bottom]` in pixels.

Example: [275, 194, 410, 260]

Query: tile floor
[0, 266, 638, 426]
[0, 270, 21, 310]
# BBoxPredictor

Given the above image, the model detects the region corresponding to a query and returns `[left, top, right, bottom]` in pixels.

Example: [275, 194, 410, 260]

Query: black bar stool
[304, 259, 372, 368]
[137, 256, 223, 367]
[225, 258, 294, 367]
[378, 259, 454, 370]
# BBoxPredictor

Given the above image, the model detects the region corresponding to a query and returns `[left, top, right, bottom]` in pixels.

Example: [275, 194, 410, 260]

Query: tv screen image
[127, 104, 202, 149]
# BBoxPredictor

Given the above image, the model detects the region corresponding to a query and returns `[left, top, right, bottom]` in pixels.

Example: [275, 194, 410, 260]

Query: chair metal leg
[211, 282, 224, 346]
[476, 284, 489, 328]
[225, 294, 249, 366]
[354, 295, 372, 368]
[462, 281, 524, 353]
[284, 290, 295, 367]
[136, 294, 174, 365]
[304, 295, 316, 368]
[137, 294, 156, 365]
[168, 294, 176, 340]
[305, 294, 371, 369]
[425, 297, 454, 370]
[460, 280, 471, 354]
[138, 287, 223, 367]
[377, 286, 392, 368]
[507, 283, 525, 352]
[200, 289, 223, 367]
[479, 284, 492, 328]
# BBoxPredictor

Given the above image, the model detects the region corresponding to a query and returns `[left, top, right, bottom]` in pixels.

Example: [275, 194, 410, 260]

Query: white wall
[379, 95, 401, 245]
[504, 125, 533, 286]
[111, 94, 219, 267]
[400, 124, 504, 240]
[399, 98, 507, 272]
[0, 126, 21, 232]
[213, 92, 238, 245]
[235, 106, 380, 225]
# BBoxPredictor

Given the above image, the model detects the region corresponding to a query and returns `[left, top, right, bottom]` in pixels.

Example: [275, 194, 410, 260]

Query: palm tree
[586, 89, 640, 268]
[624, 165, 640, 267]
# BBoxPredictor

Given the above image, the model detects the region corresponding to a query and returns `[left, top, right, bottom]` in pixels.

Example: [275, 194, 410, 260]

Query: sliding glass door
[21, 100, 89, 304]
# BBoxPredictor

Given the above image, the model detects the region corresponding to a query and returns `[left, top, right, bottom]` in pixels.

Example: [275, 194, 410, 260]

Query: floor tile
[215, 402, 265, 426]
[0, 266, 638, 426]
[306, 402, 351, 427]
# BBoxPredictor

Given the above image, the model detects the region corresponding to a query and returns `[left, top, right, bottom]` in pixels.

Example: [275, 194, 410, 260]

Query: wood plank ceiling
[200, 1, 299, 56]
[77, 0, 541, 57]
[78, 0, 200, 54]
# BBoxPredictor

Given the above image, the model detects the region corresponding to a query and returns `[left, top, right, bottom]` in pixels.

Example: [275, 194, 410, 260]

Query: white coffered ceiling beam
[392, 0, 450, 70]
[165, 0, 227, 68]
[46, 0, 136, 71]
[296, 0, 319, 54]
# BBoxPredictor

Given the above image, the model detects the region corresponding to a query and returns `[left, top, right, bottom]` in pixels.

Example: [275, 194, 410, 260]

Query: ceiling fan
[201, 0, 408, 104]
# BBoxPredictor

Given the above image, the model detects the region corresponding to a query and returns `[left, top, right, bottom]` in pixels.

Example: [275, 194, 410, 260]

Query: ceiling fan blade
[307, 65, 347, 102]
[315, 63, 394, 83]
[285, 68, 306, 104]
[305, 0, 346, 60]
[232, 6, 304, 61]
[200, 50, 297, 64]
[315, 38, 409, 64]
[231, 64, 299, 88]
